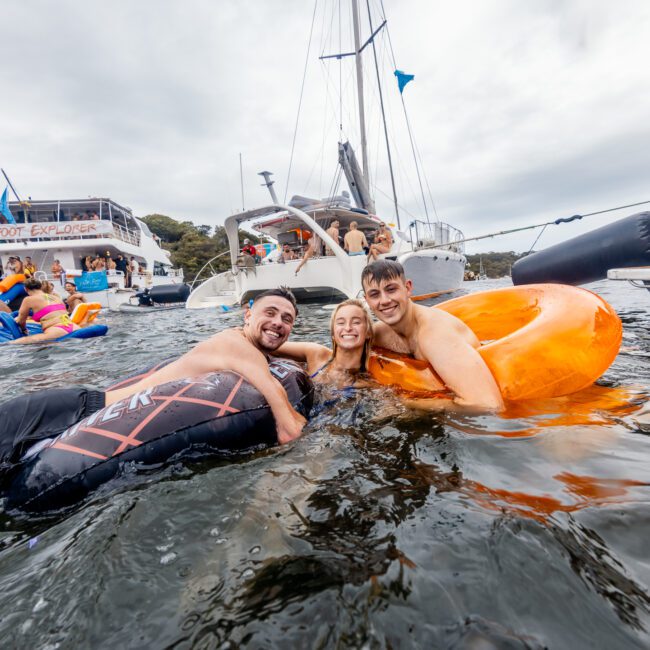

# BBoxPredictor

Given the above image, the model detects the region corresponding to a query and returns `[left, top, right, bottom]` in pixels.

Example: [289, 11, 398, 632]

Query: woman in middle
[274, 298, 373, 389]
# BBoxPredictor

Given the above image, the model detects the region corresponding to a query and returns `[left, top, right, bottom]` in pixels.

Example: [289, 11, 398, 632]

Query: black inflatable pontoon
[512, 211, 650, 286]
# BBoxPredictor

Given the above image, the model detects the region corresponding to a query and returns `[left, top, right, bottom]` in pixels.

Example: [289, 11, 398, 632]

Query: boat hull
[186, 248, 466, 307]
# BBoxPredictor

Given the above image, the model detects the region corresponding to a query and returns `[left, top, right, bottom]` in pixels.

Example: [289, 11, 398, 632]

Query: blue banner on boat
[75, 271, 109, 292]
[0, 187, 16, 224]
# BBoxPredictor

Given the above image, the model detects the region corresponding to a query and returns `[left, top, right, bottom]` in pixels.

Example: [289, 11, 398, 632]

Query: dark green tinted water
[0, 279, 649, 648]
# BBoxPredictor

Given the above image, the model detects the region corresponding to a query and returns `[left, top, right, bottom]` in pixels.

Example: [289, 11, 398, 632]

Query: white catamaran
[187, 1, 466, 309]
[0, 197, 184, 309]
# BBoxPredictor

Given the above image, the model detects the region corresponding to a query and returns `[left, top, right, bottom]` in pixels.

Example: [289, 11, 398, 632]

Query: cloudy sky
[2, 0, 649, 253]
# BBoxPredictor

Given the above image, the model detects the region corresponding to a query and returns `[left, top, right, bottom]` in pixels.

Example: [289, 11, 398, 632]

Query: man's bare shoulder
[195, 327, 244, 350]
[414, 304, 479, 345]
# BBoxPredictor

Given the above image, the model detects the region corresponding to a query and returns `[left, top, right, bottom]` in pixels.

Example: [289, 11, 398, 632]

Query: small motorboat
[118, 283, 191, 313]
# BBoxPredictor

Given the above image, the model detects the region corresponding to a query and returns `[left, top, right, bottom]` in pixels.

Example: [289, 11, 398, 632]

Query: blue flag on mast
[0, 187, 16, 224]
[394, 69, 415, 94]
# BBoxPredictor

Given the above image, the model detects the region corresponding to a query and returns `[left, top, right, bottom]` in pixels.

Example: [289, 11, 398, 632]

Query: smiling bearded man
[105, 287, 306, 443]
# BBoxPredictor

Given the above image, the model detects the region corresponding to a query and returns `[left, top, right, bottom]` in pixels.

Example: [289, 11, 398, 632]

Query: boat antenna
[239, 153, 245, 211]
[1, 168, 23, 202]
[365, 0, 401, 229]
[259, 171, 279, 204]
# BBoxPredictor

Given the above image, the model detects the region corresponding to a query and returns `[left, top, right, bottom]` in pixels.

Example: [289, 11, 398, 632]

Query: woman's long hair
[329, 298, 374, 372]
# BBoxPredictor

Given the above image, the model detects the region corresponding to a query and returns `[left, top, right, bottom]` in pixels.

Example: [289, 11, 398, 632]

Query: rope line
[427, 199, 650, 249]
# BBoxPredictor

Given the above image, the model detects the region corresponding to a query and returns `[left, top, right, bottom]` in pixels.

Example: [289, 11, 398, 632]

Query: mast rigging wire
[285, 0, 319, 204]
[378, 0, 433, 225]
[428, 199, 650, 249]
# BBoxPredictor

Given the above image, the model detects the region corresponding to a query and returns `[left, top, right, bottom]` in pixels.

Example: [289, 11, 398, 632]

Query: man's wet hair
[361, 260, 406, 288]
[253, 287, 298, 314]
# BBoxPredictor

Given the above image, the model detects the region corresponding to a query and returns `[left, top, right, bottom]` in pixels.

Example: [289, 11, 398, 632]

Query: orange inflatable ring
[368, 284, 622, 401]
[70, 302, 102, 325]
[0, 273, 26, 293]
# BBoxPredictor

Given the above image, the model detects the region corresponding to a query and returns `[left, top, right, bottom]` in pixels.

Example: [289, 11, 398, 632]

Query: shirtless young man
[362, 260, 504, 411]
[325, 220, 340, 255]
[106, 288, 306, 443]
[344, 221, 368, 255]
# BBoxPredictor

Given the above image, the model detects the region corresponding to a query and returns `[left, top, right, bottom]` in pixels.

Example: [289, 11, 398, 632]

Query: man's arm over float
[416, 311, 504, 411]
[106, 329, 306, 444]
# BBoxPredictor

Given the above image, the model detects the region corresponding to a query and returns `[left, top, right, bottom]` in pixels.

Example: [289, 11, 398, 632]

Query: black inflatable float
[512, 211, 650, 286]
[5, 359, 313, 512]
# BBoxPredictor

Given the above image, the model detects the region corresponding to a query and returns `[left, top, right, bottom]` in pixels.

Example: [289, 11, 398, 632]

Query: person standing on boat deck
[362, 260, 504, 411]
[241, 239, 259, 263]
[23, 257, 37, 277]
[294, 230, 321, 275]
[368, 223, 393, 262]
[51, 259, 63, 280]
[92, 255, 106, 272]
[115, 254, 129, 286]
[344, 221, 368, 256]
[325, 220, 340, 255]
[129, 256, 139, 278]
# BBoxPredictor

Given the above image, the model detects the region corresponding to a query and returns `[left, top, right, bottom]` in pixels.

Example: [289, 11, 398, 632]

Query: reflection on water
[1, 279, 650, 648]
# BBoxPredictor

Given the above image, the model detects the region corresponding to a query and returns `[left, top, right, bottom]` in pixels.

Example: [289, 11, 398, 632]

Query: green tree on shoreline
[141, 214, 260, 281]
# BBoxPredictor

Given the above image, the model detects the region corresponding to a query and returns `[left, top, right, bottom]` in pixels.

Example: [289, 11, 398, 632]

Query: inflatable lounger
[0, 312, 108, 344]
[3, 359, 313, 512]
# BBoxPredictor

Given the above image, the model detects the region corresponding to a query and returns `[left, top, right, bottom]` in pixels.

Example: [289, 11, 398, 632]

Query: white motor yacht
[0, 198, 184, 309]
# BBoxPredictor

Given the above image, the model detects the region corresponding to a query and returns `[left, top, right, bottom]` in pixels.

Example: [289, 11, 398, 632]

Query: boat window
[138, 220, 153, 237]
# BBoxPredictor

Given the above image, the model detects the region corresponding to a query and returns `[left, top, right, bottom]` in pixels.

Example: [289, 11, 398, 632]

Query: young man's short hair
[253, 287, 298, 314]
[361, 260, 406, 288]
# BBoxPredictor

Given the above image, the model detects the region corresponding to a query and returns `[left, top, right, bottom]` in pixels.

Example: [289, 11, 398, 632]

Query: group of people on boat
[1, 256, 38, 279]
[81, 252, 142, 287]
[0, 260, 502, 478]
[240, 220, 395, 274]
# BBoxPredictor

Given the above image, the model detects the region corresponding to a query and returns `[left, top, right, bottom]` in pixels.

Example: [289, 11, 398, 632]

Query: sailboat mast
[351, 0, 370, 196]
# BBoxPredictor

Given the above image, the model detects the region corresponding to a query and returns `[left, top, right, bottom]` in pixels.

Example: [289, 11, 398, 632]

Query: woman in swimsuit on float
[11, 277, 80, 344]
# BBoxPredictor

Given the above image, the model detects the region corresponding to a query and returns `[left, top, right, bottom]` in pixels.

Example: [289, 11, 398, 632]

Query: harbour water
[0, 279, 649, 648]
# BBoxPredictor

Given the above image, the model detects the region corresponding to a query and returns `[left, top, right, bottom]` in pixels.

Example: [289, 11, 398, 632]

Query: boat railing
[409, 220, 466, 254]
[111, 223, 141, 246]
[188, 250, 231, 290]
